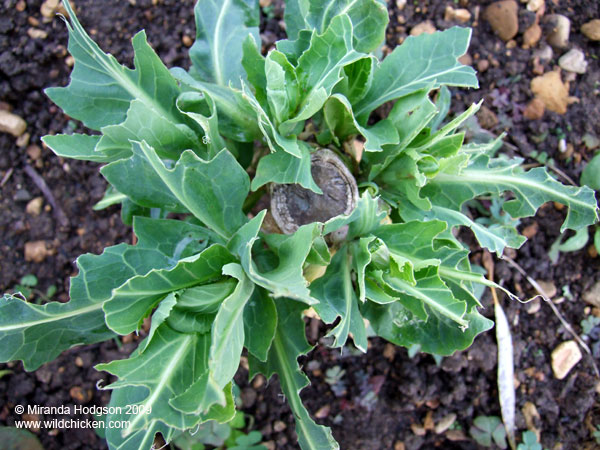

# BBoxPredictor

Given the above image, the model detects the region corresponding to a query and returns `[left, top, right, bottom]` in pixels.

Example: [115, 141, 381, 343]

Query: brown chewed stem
[270, 149, 358, 235]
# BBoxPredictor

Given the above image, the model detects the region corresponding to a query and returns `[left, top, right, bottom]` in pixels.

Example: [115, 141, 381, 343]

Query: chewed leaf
[311, 246, 368, 351]
[248, 300, 339, 450]
[355, 27, 478, 121]
[425, 155, 599, 232]
[47, 2, 185, 131]
[0, 217, 212, 371]
[103, 244, 235, 335]
[362, 297, 493, 356]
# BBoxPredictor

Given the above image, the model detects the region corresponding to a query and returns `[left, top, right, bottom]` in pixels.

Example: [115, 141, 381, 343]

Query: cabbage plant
[1, 1, 598, 449]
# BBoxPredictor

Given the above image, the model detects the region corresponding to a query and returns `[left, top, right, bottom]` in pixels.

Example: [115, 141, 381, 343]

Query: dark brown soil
[1, 0, 599, 449]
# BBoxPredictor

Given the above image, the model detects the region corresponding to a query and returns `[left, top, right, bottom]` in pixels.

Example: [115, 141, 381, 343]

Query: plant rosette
[1, 1, 598, 450]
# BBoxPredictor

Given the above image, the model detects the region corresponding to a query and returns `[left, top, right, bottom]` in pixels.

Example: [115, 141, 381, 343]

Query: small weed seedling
[1, 1, 598, 449]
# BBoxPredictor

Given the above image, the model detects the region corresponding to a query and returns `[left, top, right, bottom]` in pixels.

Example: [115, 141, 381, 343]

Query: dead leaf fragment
[583, 281, 600, 308]
[522, 402, 542, 441]
[530, 70, 577, 114]
[435, 413, 457, 434]
[523, 98, 545, 120]
[551, 340, 582, 379]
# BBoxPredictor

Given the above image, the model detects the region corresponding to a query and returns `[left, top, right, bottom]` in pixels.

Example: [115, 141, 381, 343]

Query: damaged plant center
[1, 1, 598, 450]
[271, 148, 359, 237]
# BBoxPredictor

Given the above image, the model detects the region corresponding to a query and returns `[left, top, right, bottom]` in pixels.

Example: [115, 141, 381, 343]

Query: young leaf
[172, 67, 261, 142]
[228, 212, 320, 305]
[251, 141, 320, 193]
[265, 50, 301, 125]
[243, 288, 278, 362]
[280, 14, 364, 134]
[284, 0, 388, 53]
[209, 263, 255, 386]
[354, 27, 478, 120]
[249, 300, 339, 450]
[366, 87, 437, 179]
[311, 246, 368, 351]
[324, 93, 399, 152]
[189, 0, 260, 87]
[176, 92, 227, 159]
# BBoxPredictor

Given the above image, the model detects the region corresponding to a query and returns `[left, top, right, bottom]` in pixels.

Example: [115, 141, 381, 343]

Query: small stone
[521, 221, 539, 238]
[74, 356, 84, 367]
[583, 281, 600, 308]
[410, 21, 436, 36]
[16, 0, 26, 11]
[477, 59, 490, 72]
[526, 298, 541, 314]
[241, 387, 257, 408]
[314, 404, 330, 419]
[394, 442, 406, 450]
[41, 0, 60, 19]
[581, 19, 600, 41]
[551, 340, 582, 379]
[396, 0, 407, 11]
[484, 0, 519, 42]
[383, 343, 396, 361]
[182, 35, 193, 47]
[445, 6, 472, 23]
[544, 14, 570, 48]
[0, 110, 27, 137]
[446, 430, 468, 441]
[273, 420, 287, 432]
[24, 241, 53, 263]
[66, 55, 75, 67]
[14, 189, 32, 202]
[533, 44, 553, 61]
[523, 98, 545, 120]
[527, 0, 544, 12]
[69, 386, 92, 403]
[16, 132, 30, 148]
[477, 105, 498, 129]
[259, 0, 272, 6]
[21, 414, 41, 432]
[536, 280, 557, 298]
[435, 413, 457, 434]
[252, 374, 265, 389]
[410, 423, 427, 436]
[26, 197, 43, 216]
[558, 49, 588, 74]
[458, 53, 473, 66]
[522, 402, 541, 439]
[27, 144, 42, 160]
[27, 28, 48, 39]
[523, 23, 542, 48]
